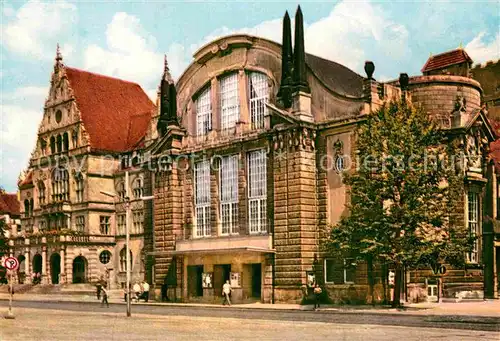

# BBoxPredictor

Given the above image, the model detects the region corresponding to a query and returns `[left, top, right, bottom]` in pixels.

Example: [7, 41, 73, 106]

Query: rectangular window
[467, 192, 480, 263]
[248, 72, 268, 130]
[196, 87, 212, 136]
[324, 258, 356, 284]
[117, 214, 126, 235]
[220, 155, 239, 235]
[99, 216, 110, 235]
[195, 160, 211, 237]
[248, 150, 267, 233]
[220, 73, 240, 131]
[76, 216, 85, 233]
[132, 210, 144, 234]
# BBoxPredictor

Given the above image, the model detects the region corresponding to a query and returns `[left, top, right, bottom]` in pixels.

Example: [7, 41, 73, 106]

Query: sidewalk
[0, 292, 499, 318]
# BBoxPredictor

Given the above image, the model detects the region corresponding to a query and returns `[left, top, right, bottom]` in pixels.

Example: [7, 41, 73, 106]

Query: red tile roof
[0, 193, 20, 216]
[421, 49, 473, 73]
[18, 171, 33, 188]
[65, 67, 156, 152]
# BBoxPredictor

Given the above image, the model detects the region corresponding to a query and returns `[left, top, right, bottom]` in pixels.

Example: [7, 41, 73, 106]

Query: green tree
[324, 99, 471, 307]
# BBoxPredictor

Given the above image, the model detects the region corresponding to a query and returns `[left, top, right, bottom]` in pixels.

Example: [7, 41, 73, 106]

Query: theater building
[148, 8, 499, 303]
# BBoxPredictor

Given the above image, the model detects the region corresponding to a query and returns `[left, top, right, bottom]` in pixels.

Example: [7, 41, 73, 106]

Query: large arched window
[132, 177, 143, 199]
[119, 248, 133, 272]
[52, 167, 69, 202]
[248, 72, 269, 130]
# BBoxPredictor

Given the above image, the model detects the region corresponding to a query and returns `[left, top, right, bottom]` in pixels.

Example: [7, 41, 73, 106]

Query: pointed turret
[278, 11, 293, 108]
[292, 6, 309, 93]
[158, 55, 178, 136]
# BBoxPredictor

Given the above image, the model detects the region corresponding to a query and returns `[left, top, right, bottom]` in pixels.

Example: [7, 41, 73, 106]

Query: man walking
[133, 282, 141, 302]
[313, 283, 322, 310]
[101, 286, 109, 308]
[222, 280, 232, 306]
[142, 280, 150, 302]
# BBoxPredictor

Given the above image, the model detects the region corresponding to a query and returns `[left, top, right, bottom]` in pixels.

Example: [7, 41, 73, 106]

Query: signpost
[4, 256, 19, 319]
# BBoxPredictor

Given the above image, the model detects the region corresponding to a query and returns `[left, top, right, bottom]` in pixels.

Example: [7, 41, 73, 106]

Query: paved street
[1, 306, 499, 341]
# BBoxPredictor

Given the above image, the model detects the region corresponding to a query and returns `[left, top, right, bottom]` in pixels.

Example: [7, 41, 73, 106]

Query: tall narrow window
[117, 214, 126, 235]
[248, 150, 267, 233]
[99, 216, 110, 235]
[195, 160, 211, 237]
[220, 155, 239, 235]
[117, 182, 126, 201]
[75, 175, 84, 203]
[76, 216, 85, 233]
[220, 73, 240, 131]
[467, 192, 480, 263]
[132, 210, 144, 234]
[120, 248, 133, 272]
[38, 182, 46, 205]
[56, 134, 62, 153]
[196, 87, 212, 136]
[50, 136, 56, 154]
[248, 72, 268, 130]
[51, 167, 69, 202]
[133, 178, 144, 199]
[24, 199, 30, 218]
[63, 132, 69, 151]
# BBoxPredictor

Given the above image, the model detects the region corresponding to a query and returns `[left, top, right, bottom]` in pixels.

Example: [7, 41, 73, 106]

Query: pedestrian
[313, 283, 322, 310]
[96, 281, 102, 300]
[142, 281, 150, 302]
[222, 280, 232, 306]
[101, 286, 109, 308]
[161, 283, 168, 302]
[133, 282, 141, 302]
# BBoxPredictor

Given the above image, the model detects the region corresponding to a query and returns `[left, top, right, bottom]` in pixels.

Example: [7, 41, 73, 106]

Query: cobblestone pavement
[1, 307, 499, 341]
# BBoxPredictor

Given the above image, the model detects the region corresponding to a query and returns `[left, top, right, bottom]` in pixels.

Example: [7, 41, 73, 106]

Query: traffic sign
[4, 257, 19, 271]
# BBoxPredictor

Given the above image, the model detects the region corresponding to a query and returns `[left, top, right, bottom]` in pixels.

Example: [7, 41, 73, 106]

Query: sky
[0, 0, 499, 192]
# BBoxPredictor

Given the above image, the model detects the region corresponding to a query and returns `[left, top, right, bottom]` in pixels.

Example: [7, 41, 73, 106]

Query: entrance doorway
[187, 265, 203, 297]
[32, 254, 42, 274]
[72, 256, 87, 283]
[50, 253, 61, 284]
[17, 255, 26, 284]
[214, 264, 231, 297]
[251, 263, 262, 298]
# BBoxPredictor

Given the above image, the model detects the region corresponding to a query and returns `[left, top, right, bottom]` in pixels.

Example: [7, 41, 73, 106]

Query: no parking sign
[4, 257, 19, 271]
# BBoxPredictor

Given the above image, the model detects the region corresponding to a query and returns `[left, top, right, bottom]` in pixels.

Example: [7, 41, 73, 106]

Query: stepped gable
[65, 67, 156, 153]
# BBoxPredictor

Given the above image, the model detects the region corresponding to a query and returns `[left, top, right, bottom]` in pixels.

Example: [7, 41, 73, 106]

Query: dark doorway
[33, 254, 42, 274]
[72, 256, 87, 283]
[251, 263, 262, 298]
[50, 253, 61, 284]
[187, 265, 203, 297]
[214, 264, 231, 297]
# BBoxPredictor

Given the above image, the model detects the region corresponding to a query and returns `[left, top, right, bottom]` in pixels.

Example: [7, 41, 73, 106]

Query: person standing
[313, 283, 322, 310]
[101, 286, 109, 308]
[142, 281, 150, 302]
[222, 280, 232, 306]
[96, 281, 102, 300]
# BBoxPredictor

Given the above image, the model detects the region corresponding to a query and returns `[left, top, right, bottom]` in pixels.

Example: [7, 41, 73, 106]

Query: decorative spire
[158, 55, 178, 135]
[163, 54, 173, 84]
[292, 5, 309, 93]
[278, 11, 294, 108]
[56, 43, 63, 62]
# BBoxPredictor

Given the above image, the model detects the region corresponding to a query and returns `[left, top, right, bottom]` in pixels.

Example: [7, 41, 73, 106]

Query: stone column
[60, 247, 66, 284]
[41, 244, 47, 284]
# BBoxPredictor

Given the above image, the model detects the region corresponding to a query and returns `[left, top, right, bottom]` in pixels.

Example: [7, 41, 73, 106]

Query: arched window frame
[52, 167, 69, 202]
[50, 136, 56, 154]
[132, 177, 144, 199]
[117, 182, 126, 201]
[38, 181, 46, 205]
[119, 248, 133, 272]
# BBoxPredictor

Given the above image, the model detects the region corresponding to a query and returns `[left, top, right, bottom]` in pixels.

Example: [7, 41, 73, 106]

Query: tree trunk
[392, 264, 402, 308]
[367, 256, 374, 305]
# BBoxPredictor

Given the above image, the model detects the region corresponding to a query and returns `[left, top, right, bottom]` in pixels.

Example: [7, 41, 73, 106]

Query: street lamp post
[101, 170, 154, 318]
